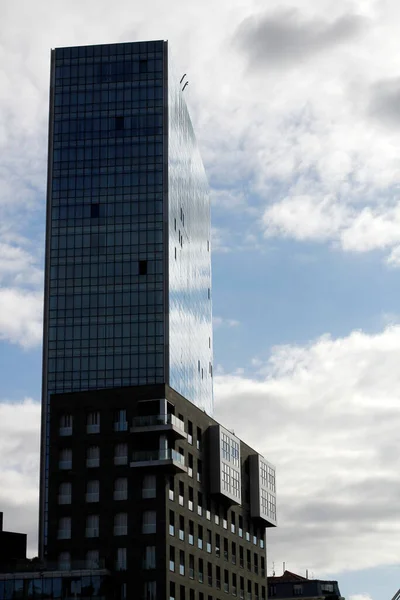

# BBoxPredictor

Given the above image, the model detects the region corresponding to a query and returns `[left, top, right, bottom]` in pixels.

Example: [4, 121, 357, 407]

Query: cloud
[214, 325, 400, 574]
[213, 316, 240, 328]
[349, 595, 374, 600]
[235, 9, 367, 69]
[369, 78, 400, 128]
[0, 399, 40, 557]
[0, 288, 43, 348]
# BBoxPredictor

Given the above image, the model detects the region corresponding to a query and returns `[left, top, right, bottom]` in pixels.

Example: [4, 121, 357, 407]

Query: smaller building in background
[0, 511, 27, 566]
[268, 570, 344, 600]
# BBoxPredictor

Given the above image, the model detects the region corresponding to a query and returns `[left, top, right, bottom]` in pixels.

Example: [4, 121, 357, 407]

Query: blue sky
[2, 1, 400, 599]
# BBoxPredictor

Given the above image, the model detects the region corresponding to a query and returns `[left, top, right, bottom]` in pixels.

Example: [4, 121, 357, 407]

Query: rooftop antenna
[283, 562, 286, 573]
[272, 562, 275, 576]
[182, 81, 189, 92]
[180, 74, 187, 84]
[306, 569, 308, 579]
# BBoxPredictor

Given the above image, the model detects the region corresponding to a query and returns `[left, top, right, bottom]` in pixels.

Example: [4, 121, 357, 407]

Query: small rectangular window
[115, 116, 124, 130]
[139, 59, 148, 73]
[139, 260, 147, 275]
[91, 203, 100, 218]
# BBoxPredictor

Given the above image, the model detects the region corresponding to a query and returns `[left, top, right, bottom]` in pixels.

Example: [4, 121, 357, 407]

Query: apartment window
[115, 115, 125, 130]
[169, 477, 174, 501]
[143, 474, 156, 498]
[215, 533, 220, 557]
[196, 427, 202, 450]
[188, 420, 193, 445]
[197, 491, 203, 516]
[216, 566, 221, 589]
[188, 453, 193, 478]
[179, 515, 185, 541]
[222, 508, 227, 529]
[179, 481, 184, 506]
[206, 529, 212, 553]
[144, 582, 156, 600]
[116, 548, 127, 571]
[261, 556, 266, 578]
[144, 546, 156, 569]
[293, 585, 303, 596]
[86, 515, 99, 538]
[207, 562, 212, 586]
[59, 414, 72, 436]
[224, 570, 229, 593]
[232, 542, 237, 565]
[254, 553, 259, 574]
[114, 477, 128, 501]
[58, 482, 71, 504]
[255, 583, 259, 600]
[170, 582, 176, 600]
[57, 517, 71, 539]
[240, 577, 244, 600]
[189, 554, 195, 579]
[231, 513, 236, 534]
[232, 573, 237, 597]
[261, 586, 266, 600]
[197, 459, 203, 483]
[198, 524, 203, 549]
[179, 550, 185, 575]
[247, 581, 252, 600]
[87, 411, 100, 434]
[114, 443, 128, 465]
[215, 511, 220, 526]
[247, 549, 251, 571]
[58, 552, 71, 570]
[188, 486, 194, 511]
[86, 445, 100, 468]
[322, 584, 334, 593]
[86, 480, 99, 503]
[86, 550, 99, 569]
[114, 513, 128, 536]
[199, 558, 204, 583]
[224, 538, 229, 561]
[239, 546, 244, 568]
[169, 546, 175, 572]
[269, 586, 276, 597]
[90, 203, 99, 218]
[114, 409, 128, 431]
[59, 448, 72, 470]
[169, 510, 175, 536]
[189, 520, 194, 545]
[238, 516, 243, 538]
[143, 510, 156, 534]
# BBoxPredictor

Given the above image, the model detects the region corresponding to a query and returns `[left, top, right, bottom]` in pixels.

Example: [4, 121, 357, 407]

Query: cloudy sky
[1, 0, 400, 598]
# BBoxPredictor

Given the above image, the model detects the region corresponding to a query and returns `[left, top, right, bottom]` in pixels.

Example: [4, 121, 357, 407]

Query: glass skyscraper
[42, 39, 213, 409]
[40, 40, 213, 552]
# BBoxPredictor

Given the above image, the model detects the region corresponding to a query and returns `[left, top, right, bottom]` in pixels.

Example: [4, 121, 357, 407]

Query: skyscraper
[39, 40, 276, 600]
[40, 40, 213, 552]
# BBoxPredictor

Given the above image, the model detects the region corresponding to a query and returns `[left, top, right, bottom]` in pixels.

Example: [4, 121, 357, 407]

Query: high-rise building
[40, 39, 213, 552]
[38, 40, 277, 600]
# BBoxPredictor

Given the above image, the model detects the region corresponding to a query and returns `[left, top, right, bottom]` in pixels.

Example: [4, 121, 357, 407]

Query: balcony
[130, 449, 186, 472]
[131, 414, 186, 438]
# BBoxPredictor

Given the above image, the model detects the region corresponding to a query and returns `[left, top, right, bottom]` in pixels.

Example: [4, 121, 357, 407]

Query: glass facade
[0, 572, 112, 599]
[168, 55, 213, 413]
[40, 39, 213, 554]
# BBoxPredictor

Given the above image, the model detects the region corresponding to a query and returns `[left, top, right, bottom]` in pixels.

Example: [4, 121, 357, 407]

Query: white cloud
[349, 595, 374, 600]
[0, 288, 43, 348]
[213, 316, 240, 328]
[214, 324, 400, 575]
[0, 399, 40, 557]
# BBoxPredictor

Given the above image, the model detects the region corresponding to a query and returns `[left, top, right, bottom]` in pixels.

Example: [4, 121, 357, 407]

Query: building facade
[46, 384, 276, 600]
[268, 571, 344, 600]
[0, 512, 27, 567]
[38, 39, 277, 600]
[40, 40, 213, 555]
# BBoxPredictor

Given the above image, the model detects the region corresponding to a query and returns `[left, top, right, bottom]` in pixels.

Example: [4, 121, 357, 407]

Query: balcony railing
[131, 414, 185, 432]
[131, 449, 185, 466]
